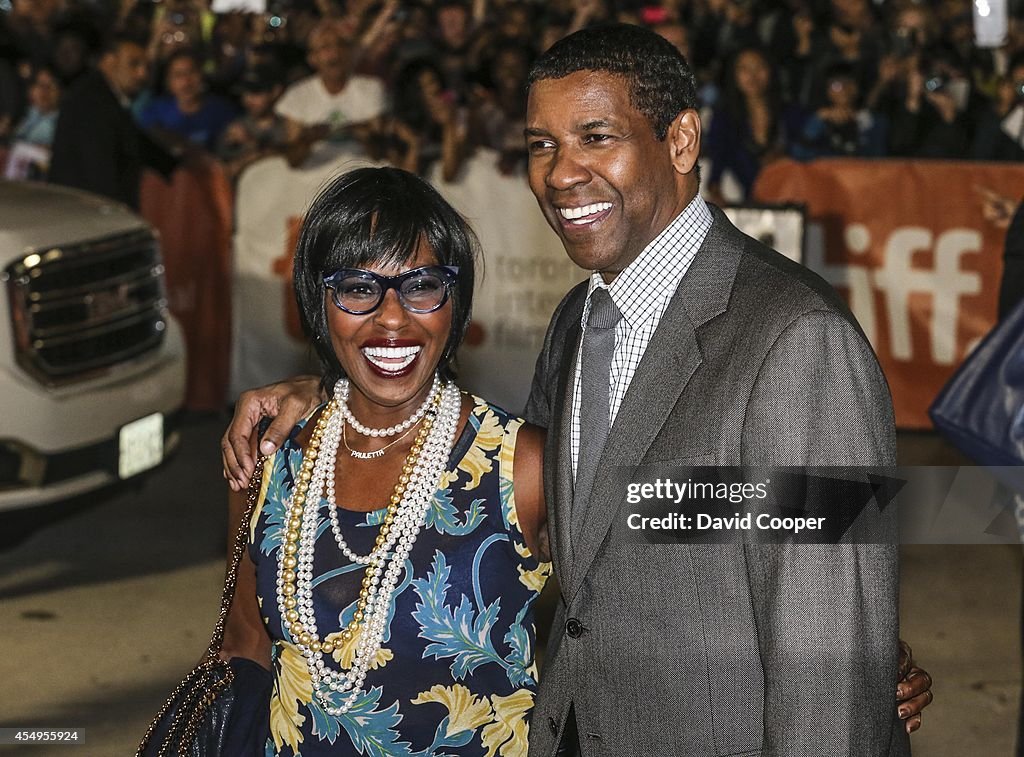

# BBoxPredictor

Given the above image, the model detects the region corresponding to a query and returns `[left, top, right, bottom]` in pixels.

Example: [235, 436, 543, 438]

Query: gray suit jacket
[523, 207, 908, 757]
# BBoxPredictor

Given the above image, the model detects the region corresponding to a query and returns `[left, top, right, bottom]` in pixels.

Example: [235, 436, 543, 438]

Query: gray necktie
[573, 288, 622, 539]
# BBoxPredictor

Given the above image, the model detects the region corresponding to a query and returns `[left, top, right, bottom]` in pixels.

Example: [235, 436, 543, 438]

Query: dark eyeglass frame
[323, 265, 460, 315]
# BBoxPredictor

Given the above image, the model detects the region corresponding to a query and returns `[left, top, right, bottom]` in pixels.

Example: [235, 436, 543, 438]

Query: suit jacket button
[549, 717, 558, 734]
[565, 618, 584, 638]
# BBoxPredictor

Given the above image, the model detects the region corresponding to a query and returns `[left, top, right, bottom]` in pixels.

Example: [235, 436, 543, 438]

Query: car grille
[5, 228, 168, 383]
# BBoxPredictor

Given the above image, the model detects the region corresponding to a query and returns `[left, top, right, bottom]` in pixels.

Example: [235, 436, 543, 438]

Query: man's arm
[50, 97, 121, 199]
[523, 333, 554, 431]
[222, 376, 323, 491]
[523, 282, 585, 430]
[136, 122, 182, 178]
[741, 309, 906, 756]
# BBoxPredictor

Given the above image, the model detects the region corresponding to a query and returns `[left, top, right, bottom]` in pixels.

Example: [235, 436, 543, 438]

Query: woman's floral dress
[248, 396, 551, 756]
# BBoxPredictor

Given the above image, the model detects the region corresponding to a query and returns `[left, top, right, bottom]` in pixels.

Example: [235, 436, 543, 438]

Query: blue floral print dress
[248, 396, 551, 757]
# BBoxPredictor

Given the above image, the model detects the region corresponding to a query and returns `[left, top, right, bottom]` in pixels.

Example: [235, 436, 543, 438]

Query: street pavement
[0, 417, 1019, 755]
[0, 413, 229, 756]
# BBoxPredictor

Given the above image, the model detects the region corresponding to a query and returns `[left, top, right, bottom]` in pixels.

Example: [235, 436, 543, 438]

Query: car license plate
[118, 413, 164, 479]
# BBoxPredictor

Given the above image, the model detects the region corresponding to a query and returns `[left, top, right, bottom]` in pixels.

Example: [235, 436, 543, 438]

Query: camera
[924, 74, 946, 92]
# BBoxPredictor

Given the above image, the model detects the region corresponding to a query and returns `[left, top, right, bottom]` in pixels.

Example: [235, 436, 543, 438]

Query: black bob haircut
[292, 167, 478, 391]
[527, 23, 699, 142]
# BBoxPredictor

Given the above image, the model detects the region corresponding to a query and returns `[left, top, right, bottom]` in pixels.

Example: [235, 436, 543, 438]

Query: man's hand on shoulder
[896, 640, 933, 733]
[222, 376, 324, 491]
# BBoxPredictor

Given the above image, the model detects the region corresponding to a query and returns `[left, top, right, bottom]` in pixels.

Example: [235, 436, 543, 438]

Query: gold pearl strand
[278, 394, 439, 656]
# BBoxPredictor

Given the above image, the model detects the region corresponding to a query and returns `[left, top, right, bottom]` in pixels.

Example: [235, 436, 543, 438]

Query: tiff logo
[805, 224, 982, 365]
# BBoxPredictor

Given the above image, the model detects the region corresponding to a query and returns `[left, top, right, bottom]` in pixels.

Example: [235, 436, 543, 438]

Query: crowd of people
[1, 0, 1023, 202]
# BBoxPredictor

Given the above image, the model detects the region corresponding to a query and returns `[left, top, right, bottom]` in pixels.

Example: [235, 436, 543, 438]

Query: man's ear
[667, 109, 701, 176]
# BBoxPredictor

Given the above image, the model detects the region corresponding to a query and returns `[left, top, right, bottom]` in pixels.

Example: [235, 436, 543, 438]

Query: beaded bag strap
[206, 454, 267, 656]
[136, 456, 267, 757]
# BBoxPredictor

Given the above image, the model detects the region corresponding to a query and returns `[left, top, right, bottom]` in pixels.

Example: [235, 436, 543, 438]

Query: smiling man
[519, 23, 911, 757]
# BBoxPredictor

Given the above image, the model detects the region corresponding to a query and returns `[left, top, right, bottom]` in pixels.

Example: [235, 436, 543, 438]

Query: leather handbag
[137, 457, 272, 757]
[929, 298, 1024, 482]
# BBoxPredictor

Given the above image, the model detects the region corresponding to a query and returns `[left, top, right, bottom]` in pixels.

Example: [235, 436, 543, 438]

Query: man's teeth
[559, 202, 612, 222]
[362, 345, 421, 371]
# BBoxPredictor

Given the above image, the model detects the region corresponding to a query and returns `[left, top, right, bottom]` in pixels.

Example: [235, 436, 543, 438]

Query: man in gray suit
[222, 23, 932, 755]
[520, 23, 907, 757]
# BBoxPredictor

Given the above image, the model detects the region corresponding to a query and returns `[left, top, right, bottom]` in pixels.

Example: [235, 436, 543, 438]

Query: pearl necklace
[276, 378, 461, 716]
[337, 375, 440, 438]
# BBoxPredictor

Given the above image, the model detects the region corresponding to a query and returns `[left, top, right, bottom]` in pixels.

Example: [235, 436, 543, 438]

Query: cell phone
[211, 0, 266, 9]
[973, 0, 1008, 48]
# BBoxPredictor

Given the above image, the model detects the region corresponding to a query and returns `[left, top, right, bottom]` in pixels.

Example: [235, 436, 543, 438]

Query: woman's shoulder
[464, 394, 524, 426]
[461, 394, 544, 464]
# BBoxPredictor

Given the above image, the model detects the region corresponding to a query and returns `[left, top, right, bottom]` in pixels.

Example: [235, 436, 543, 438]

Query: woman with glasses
[220, 166, 548, 756]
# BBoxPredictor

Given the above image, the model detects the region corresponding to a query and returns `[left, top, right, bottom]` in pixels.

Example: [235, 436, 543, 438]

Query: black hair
[527, 23, 698, 141]
[99, 31, 147, 58]
[162, 47, 203, 77]
[53, 13, 102, 55]
[28, 62, 59, 84]
[721, 45, 782, 151]
[392, 58, 445, 132]
[293, 167, 478, 391]
[823, 60, 858, 82]
[435, 0, 470, 16]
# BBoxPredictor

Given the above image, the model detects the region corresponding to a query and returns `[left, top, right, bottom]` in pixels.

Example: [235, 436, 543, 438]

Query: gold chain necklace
[342, 419, 418, 459]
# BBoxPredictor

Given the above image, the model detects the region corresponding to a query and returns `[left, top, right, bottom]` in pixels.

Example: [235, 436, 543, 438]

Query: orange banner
[141, 164, 234, 411]
[754, 159, 1024, 428]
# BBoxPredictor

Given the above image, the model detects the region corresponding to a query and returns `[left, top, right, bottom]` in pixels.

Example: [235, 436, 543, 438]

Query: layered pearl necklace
[276, 376, 461, 716]
[337, 375, 440, 437]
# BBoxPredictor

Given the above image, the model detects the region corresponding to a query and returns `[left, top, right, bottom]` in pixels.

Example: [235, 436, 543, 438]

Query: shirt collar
[585, 195, 713, 327]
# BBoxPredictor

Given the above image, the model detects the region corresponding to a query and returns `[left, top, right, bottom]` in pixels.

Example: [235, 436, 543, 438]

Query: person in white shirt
[275, 20, 385, 166]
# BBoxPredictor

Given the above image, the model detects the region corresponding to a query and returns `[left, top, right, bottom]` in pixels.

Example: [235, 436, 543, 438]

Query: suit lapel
[563, 206, 746, 603]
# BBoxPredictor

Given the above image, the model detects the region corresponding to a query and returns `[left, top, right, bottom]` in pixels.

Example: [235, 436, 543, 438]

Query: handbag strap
[204, 455, 266, 658]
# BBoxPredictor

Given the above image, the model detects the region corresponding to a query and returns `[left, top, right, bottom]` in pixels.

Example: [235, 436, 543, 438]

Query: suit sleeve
[136, 124, 179, 178]
[523, 330, 554, 430]
[524, 284, 584, 430]
[50, 97, 122, 199]
[740, 309, 906, 757]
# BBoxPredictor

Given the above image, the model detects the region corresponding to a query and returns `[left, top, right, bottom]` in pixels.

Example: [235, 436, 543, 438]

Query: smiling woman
[213, 166, 549, 756]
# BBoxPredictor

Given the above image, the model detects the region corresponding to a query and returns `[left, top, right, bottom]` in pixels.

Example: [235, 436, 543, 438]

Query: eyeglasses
[323, 265, 459, 315]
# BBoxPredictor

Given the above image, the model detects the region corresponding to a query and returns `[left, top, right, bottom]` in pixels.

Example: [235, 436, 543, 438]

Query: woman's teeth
[361, 345, 421, 372]
[559, 202, 612, 223]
